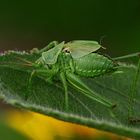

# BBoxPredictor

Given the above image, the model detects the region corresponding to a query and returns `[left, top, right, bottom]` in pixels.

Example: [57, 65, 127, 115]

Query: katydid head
[64, 40, 102, 59]
[63, 47, 71, 53]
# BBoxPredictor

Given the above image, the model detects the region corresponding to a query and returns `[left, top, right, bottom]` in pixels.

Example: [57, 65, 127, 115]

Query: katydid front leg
[38, 41, 59, 54]
[66, 72, 115, 108]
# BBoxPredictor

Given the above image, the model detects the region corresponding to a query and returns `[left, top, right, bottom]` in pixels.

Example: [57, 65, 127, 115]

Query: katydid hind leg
[128, 54, 140, 121]
[60, 72, 69, 111]
[66, 72, 115, 108]
[46, 78, 95, 116]
[69, 92, 95, 117]
[114, 52, 140, 121]
[113, 52, 140, 61]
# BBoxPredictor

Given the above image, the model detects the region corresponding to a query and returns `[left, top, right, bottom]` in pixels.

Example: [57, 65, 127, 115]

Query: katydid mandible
[27, 40, 118, 111]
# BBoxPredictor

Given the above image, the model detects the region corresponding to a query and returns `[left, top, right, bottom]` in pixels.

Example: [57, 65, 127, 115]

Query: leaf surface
[0, 51, 140, 139]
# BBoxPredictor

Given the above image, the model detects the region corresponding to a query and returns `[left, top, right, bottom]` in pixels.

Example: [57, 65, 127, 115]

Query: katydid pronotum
[1, 40, 140, 122]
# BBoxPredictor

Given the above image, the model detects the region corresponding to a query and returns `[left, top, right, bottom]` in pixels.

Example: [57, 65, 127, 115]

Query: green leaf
[0, 51, 140, 139]
[0, 121, 28, 140]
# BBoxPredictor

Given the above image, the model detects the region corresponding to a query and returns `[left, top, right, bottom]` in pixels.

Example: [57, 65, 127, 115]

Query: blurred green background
[0, 0, 139, 139]
[0, 0, 140, 56]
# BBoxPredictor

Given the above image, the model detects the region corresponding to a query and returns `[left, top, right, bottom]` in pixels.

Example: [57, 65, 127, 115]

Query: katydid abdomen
[73, 53, 117, 77]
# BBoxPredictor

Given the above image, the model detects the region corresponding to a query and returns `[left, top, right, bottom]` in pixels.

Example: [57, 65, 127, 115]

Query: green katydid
[36, 41, 140, 114]
[27, 40, 118, 111]
[1, 40, 140, 114]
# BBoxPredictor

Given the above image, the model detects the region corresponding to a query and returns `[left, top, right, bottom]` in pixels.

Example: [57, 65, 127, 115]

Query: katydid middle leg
[26, 68, 57, 100]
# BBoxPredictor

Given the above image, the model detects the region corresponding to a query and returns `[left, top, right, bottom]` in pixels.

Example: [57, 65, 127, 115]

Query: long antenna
[99, 35, 107, 49]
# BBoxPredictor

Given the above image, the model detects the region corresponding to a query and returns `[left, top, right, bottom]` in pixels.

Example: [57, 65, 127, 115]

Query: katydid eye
[63, 48, 71, 53]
